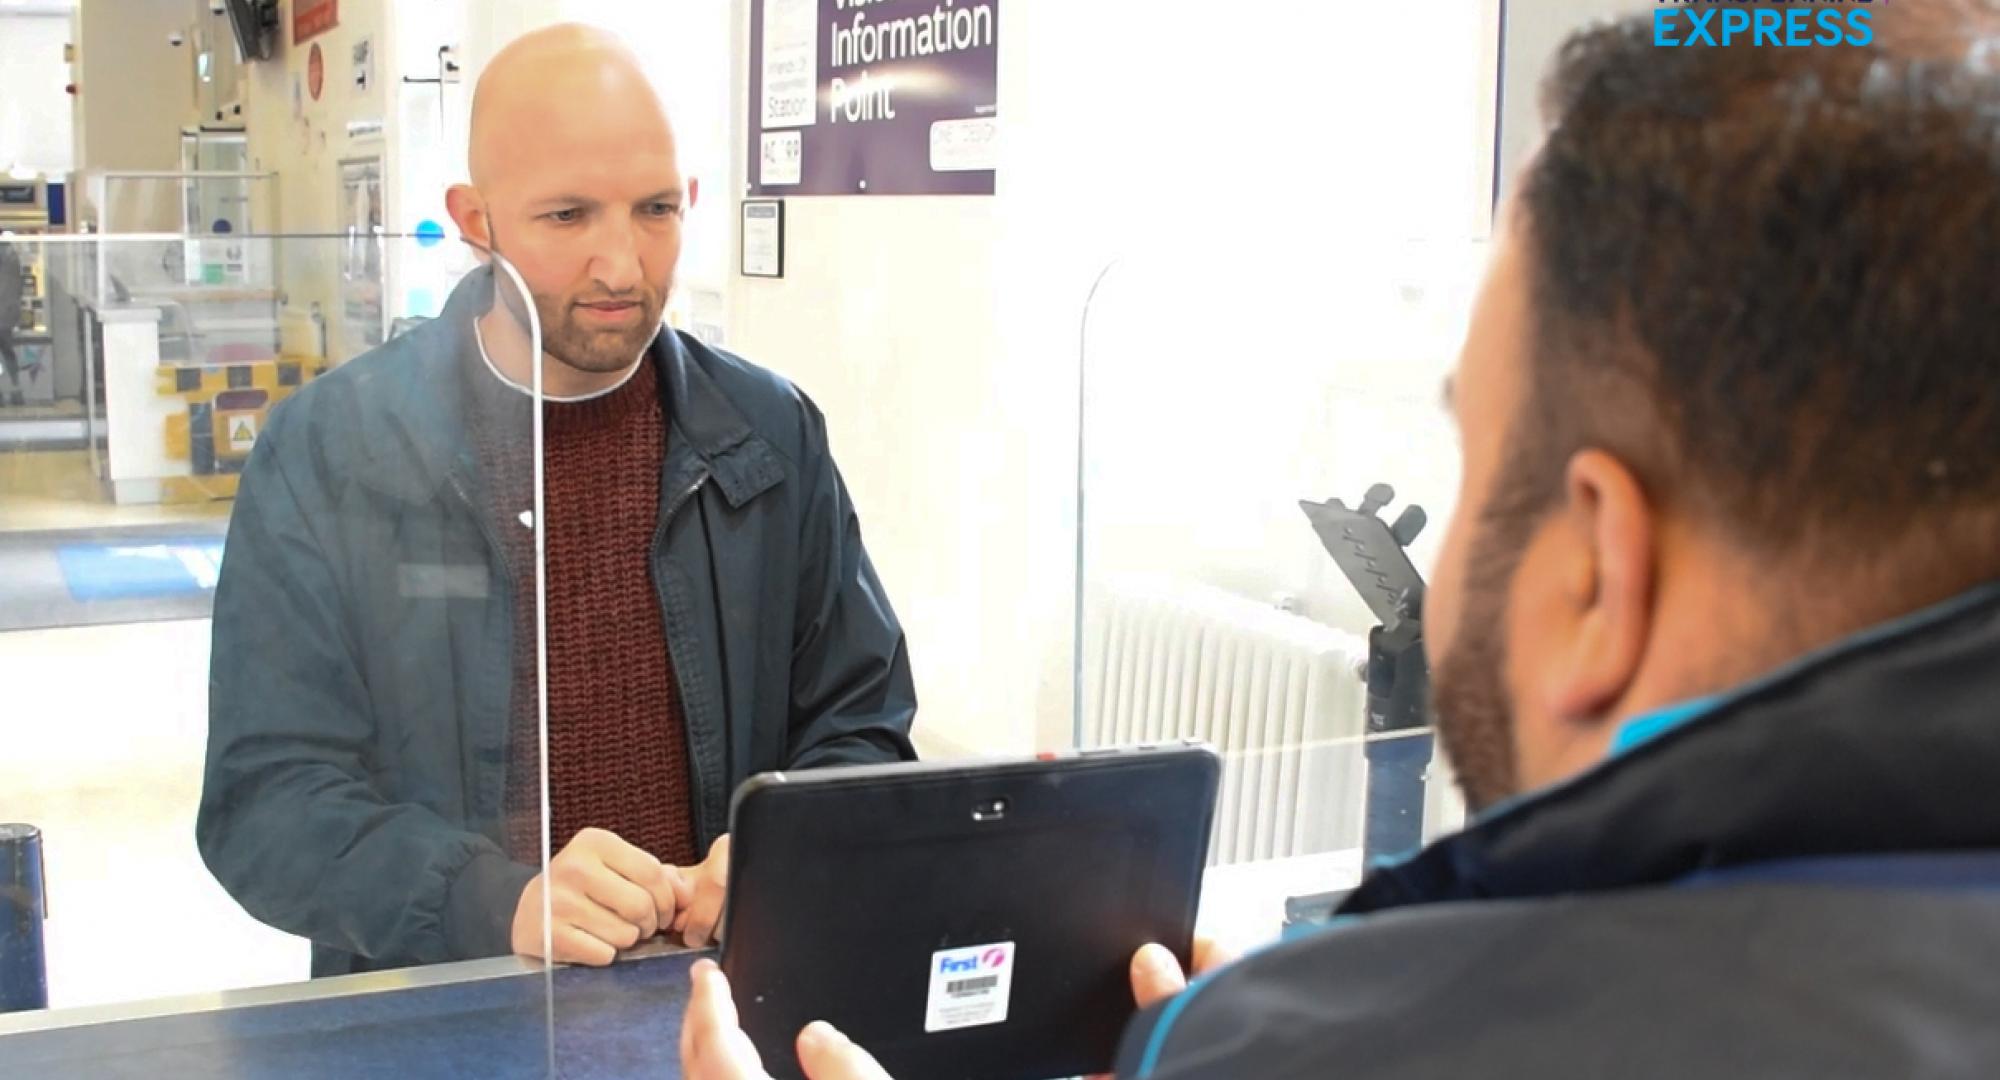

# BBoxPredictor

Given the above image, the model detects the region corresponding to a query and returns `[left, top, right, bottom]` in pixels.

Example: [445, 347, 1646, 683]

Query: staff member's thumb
[1130, 944, 1189, 1009]
[796, 1022, 893, 1080]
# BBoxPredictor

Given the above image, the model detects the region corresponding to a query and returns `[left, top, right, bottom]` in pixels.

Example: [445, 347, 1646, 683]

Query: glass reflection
[1078, 236, 1483, 951]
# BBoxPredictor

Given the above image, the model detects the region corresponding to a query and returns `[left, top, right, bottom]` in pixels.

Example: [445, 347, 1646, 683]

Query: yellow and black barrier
[157, 356, 328, 500]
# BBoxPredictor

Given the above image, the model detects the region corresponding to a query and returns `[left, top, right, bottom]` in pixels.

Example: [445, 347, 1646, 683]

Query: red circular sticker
[307, 43, 325, 101]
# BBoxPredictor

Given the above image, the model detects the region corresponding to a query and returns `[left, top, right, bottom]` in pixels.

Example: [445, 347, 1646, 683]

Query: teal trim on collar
[1459, 582, 2000, 831]
[1140, 915, 1361, 1076]
[1603, 582, 2000, 760]
[1136, 969, 1216, 1077]
[1608, 695, 1723, 756]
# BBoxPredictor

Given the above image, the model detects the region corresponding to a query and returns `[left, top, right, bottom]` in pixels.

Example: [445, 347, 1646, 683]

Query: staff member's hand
[673, 834, 731, 948]
[679, 937, 1238, 1080]
[682, 959, 891, 1080]
[511, 827, 689, 966]
[1083, 938, 1236, 1080]
[1128, 937, 1235, 1007]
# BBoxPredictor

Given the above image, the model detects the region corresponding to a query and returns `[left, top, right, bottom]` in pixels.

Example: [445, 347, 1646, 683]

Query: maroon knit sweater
[470, 354, 700, 871]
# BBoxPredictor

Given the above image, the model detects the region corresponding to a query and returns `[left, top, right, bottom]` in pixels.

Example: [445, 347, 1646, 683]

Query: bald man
[198, 25, 917, 978]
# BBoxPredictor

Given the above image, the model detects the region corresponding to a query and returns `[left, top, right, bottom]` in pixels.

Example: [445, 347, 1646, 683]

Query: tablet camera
[972, 797, 1010, 822]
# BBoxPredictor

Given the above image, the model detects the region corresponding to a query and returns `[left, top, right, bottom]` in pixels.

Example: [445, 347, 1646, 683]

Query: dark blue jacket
[1120, 583, 2000, 1077]
[197, 269, 916, 977]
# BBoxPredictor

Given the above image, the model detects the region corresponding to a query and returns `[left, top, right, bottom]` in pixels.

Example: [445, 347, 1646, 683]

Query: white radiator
[1081, 578, 1372, 866]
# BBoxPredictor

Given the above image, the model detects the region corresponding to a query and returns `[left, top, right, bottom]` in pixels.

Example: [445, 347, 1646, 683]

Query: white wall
[1495, 0, 1652, 203]
[715, 1, 1508, 758]
[726, 193, 1014, 758]
[1007, 0, 1498, 646]
[725, 0, 1032, 758]
[0, 10, 75, 176]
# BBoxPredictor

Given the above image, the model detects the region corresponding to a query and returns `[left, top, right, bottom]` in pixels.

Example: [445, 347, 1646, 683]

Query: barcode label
[926, 941, 1016, 1033]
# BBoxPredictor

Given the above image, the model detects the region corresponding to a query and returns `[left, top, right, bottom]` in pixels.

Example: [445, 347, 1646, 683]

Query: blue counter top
[0, 948, 701, 1079]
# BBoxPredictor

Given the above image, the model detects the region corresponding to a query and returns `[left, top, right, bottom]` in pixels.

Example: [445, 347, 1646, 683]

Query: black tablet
[719, 743, 1221, 1080]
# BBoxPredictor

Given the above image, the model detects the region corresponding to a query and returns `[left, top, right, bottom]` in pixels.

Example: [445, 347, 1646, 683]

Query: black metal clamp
[1286, 484, 1434, 928]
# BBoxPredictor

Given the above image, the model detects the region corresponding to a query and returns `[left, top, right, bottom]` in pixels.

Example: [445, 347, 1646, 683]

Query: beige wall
[68, 0, 198, 225]
[242, 0, 393, 230]
[239, 0, 393, 349]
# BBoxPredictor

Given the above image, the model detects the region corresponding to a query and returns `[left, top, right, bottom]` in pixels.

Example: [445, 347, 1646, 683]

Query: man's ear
[1547, 449, 1657, 723]
[445, 184, 491, 257]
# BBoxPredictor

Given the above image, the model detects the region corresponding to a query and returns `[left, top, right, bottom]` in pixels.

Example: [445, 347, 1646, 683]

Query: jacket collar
[357, 266, 784, 509]
[1341, 580, 2000, 916]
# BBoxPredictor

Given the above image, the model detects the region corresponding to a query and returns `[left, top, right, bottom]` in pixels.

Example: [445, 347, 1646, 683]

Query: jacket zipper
[661, 472, 710, 529]
[447, 468, 515, 828]
[653, 469, 715, 844]
[447, 471, 513, 593]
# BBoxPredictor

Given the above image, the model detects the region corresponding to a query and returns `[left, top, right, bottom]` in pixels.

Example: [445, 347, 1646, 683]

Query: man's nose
[588, 218, 644, 294]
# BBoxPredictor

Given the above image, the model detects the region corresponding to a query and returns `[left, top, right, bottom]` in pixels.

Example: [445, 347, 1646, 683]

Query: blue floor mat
[54, 537, 226, 601]
[0, 523, 228, 631]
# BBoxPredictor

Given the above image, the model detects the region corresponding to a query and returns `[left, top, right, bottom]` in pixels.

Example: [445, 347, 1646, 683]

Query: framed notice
[741, 200, 785, 278]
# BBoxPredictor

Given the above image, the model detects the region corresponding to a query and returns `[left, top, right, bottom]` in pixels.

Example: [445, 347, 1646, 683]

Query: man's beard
[490, 238, 665, 376]
[1430, 499, 1538, 813]
[529, 285, 665, 374]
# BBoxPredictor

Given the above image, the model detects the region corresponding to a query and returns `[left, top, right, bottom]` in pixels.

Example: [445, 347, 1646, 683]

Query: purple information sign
[749, 0, 999, 196]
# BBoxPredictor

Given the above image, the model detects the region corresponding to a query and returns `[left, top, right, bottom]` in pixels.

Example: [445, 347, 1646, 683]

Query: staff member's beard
[488, 231, 667, 377]
[1430, 501, 1539, 813]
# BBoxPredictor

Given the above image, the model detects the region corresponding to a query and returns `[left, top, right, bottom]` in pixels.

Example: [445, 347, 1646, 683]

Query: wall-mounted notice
[352, 38, 373, 93]
[294, 0, 339, 46]
[749, 0, 998, 196]
[741, 199, 785, 278]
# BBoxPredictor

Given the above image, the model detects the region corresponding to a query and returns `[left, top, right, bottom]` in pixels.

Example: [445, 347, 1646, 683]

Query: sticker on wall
[414, 220, 446, 248]
[352, 38, 373, 93]
[759, 131, 802, 187]
[227, 415, 259, 453]
[308, 43, 325, 101]
[294, 0, 339, 46]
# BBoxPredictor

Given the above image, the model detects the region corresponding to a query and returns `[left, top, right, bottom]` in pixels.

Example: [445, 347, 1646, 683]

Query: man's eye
[647, 202, 681, 217]
[545, 208, 581, 224]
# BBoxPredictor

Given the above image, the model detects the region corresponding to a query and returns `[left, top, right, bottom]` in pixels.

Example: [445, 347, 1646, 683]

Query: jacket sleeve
[196, 409, 535, 965]
[784, 395, 919, 768]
